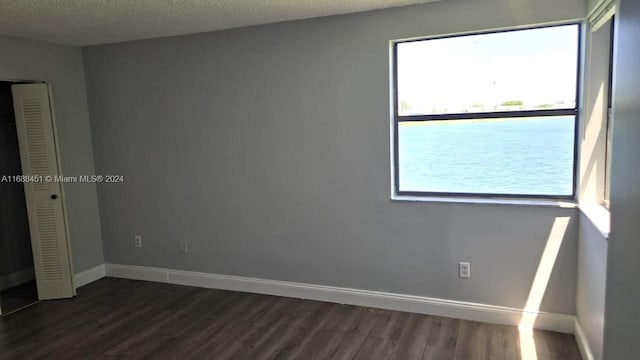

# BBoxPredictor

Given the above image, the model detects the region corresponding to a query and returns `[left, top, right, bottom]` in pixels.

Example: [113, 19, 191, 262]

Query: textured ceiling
[0, 0, 442, 46]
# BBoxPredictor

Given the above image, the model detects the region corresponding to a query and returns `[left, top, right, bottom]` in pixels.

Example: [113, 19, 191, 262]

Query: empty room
[0, 0, 638, 359]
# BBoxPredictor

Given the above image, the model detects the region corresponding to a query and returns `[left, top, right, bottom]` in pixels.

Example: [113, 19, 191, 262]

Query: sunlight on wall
[580, 81, 606, 202]
[518, 216, 570, 359]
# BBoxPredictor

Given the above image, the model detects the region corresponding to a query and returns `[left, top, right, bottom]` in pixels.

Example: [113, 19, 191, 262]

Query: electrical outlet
[134, 235, 142, 248]
[180, 240, 188, 253]
[459, 262, 470, 279]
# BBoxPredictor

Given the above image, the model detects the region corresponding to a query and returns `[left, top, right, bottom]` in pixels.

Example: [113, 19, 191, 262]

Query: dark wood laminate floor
[0, 278, 581, 360]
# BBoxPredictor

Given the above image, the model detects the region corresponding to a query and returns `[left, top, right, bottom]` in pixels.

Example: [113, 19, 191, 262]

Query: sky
[396, 24, 580, 115]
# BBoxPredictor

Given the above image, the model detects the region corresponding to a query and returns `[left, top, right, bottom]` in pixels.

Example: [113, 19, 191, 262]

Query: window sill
[579, 204, 610, 239]
[391, 195, 578, 208]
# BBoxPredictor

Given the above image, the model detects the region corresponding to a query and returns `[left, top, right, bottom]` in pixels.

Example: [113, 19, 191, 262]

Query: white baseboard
[106, 263, 168, 283]
[74, 264, 106, 288]
[105, 263, 576, 334]
[574, 318, 596, 360]
[0, 268, 35, 291]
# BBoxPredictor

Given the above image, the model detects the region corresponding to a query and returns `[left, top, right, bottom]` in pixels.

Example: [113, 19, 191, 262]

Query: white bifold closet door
[11, 83, 74, 300]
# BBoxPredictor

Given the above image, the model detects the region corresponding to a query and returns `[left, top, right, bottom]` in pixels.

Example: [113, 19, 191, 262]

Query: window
[393, 24, 581, 199]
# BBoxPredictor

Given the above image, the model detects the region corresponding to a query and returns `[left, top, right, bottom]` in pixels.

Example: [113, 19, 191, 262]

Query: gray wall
[0, 35, 104, 273]
[576, 214, 607, 359]
[83, 0, 585, 314]
[603, 0, 640, 357]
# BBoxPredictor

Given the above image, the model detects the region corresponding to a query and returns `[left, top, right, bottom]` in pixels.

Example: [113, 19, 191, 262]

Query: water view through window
[398, 116, 575, 195]
[394, 24, 579, 197]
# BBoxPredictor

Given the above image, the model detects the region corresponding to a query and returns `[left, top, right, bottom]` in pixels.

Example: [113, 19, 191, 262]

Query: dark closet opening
[0, 81, 38, 315]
